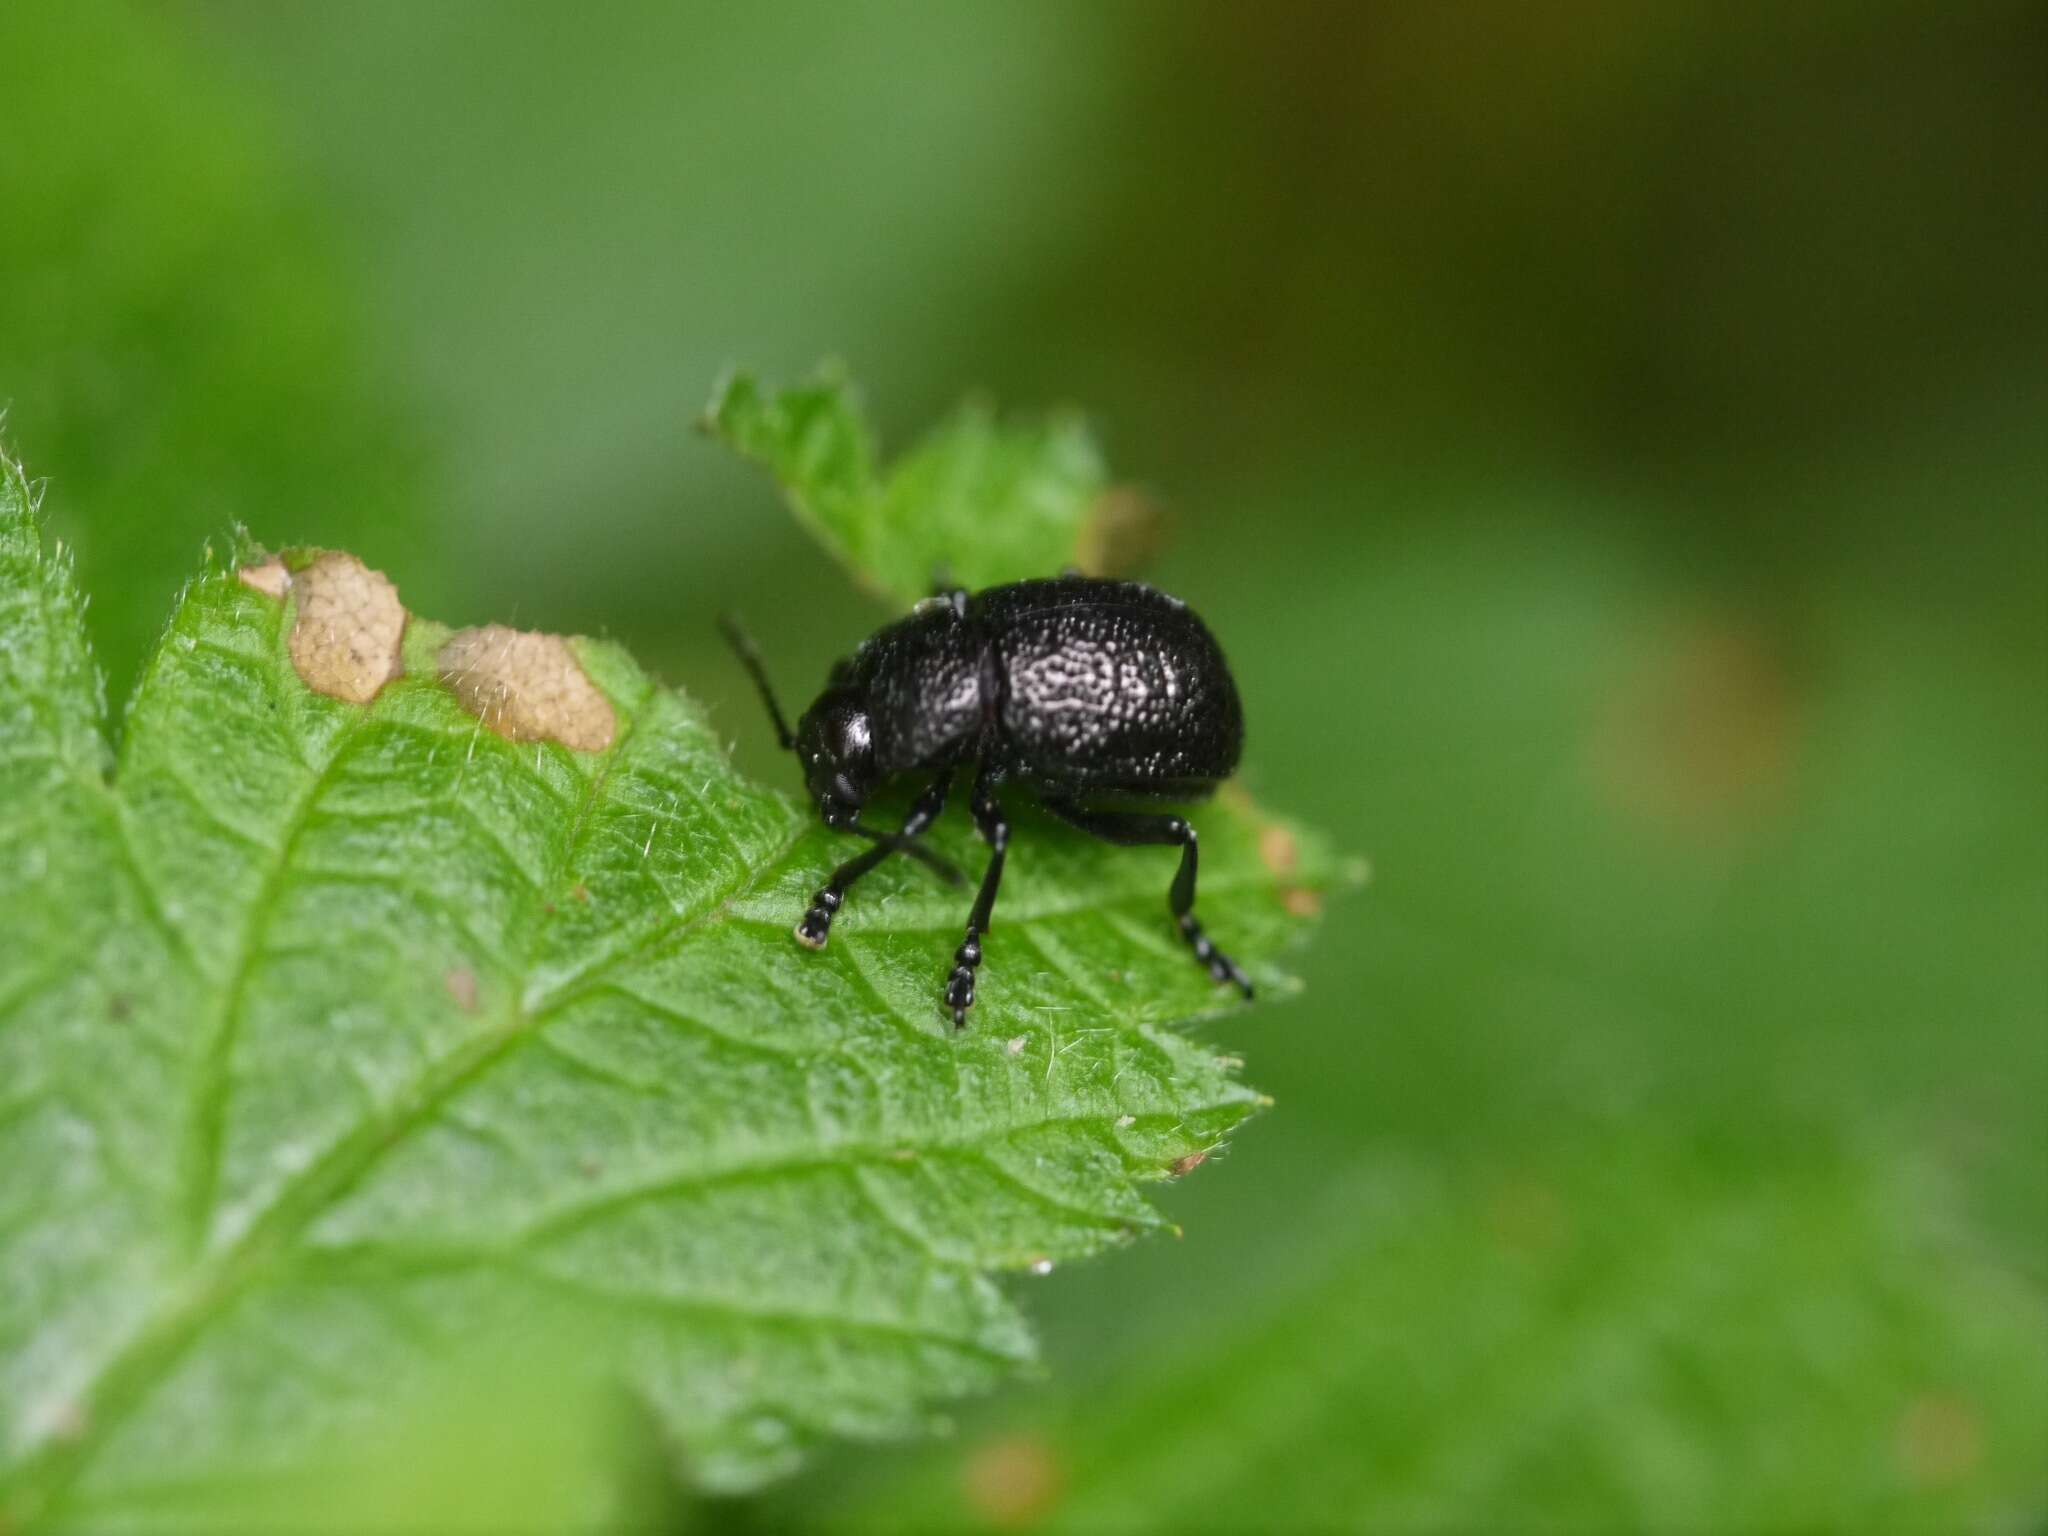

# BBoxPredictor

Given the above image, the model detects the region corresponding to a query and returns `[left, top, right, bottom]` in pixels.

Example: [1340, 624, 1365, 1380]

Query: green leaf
[704, 365, 1111, 607]
[817, 1138, 2048, 1531]
[0, 402, 1332, 1529]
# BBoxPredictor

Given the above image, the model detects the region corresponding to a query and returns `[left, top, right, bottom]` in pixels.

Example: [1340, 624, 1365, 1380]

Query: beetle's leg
[848, 822, 965, 887]
[1040, 802, 1253, 999]
[944, 786, 1010, 1028]
[795, 770, 954, 949]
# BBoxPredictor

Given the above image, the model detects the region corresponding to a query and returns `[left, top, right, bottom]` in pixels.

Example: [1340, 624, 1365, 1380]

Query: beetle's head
[794, 685, 877, 828]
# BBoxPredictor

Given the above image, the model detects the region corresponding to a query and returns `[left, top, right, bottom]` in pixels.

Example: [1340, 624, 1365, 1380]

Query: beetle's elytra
[723, 575, 1251, 1027]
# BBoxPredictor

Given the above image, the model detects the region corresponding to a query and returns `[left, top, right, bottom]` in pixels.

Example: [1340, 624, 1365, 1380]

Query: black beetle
[722, 575, 1251, 1027]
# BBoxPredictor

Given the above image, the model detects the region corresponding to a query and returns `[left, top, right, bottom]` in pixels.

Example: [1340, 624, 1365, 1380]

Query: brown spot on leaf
[47, 1399, 88, 1444]
[286, 551, 406, 704]
[1224, 787, 1328, 915]
[443, 966, 479, 1013]
[1486, 1176, 1568, 1257]
[1076, 486, 1169, 577]
[1258, 822, 1300, 878]
[1591, 613, 1800, 849]
[962, 1434, 1065, 1528]
[237, 558, 291, 600]
[438, 625, 617, 752]
[1896, 1392, 1982, 1486]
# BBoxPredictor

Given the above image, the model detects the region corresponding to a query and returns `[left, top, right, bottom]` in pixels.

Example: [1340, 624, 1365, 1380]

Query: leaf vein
[178, 706, 383, 1252]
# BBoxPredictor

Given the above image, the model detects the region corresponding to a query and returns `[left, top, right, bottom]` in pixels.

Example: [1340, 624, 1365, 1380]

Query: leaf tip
[698, 366, 757, 436]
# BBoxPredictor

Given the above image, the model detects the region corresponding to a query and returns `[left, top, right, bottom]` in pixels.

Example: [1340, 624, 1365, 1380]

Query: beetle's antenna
[717, 613, 795, 750]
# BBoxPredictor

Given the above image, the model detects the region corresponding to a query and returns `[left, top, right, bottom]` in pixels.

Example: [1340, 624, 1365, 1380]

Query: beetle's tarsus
[795, 887, 840, 949]
[1179, 912, 1252, 996]
[944, 938, 982, 1025]
[945, 960, 976, 1026]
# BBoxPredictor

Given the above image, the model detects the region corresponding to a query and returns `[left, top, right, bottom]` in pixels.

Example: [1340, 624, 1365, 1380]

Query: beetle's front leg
[795, 770, 953, 948]
[943, 781, 1009, 1027]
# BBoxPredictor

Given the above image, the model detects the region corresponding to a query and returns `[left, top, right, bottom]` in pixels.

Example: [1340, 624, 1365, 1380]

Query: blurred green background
[5, 1, 2045, 1527]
